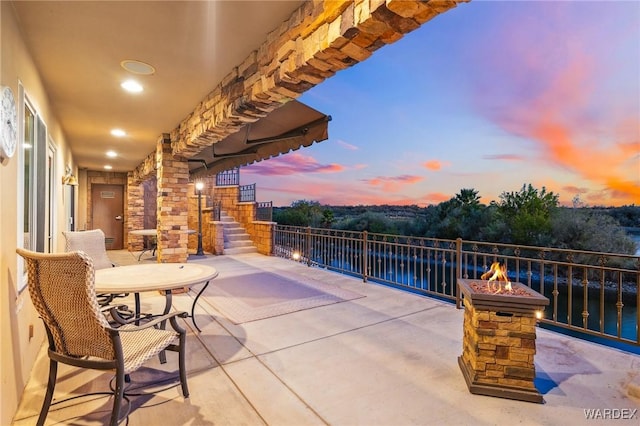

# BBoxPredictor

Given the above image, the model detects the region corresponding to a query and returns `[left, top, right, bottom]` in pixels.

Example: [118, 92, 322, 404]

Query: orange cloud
[243, 153, 344, 176]
[362, 174, 424, 192]
[423, 192, 451, 204]
[423, 160, 452, 171]
[423, 160, 442, 171]
[465, 7, 639, 206]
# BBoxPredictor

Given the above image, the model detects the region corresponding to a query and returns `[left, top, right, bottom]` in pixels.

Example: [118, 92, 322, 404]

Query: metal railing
[215, 168, 240, 186]
[255, 201, 273, 222]
[238, 183, 256, 202]
[273, 225, 639, 349]
[211, 200, 221, 221]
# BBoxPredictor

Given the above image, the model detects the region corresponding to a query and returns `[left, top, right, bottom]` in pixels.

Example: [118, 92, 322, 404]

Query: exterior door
[91, 184, 124, 249]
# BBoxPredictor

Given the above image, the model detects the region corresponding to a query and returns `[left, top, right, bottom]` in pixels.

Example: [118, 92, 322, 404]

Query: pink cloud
[362, 174, 424, 192]
[243, 153, 344, 176]
[482, 154, 525, 161]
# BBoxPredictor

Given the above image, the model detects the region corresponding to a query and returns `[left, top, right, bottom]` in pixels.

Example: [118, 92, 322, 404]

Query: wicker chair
[17, 249, 189, 426]
[62, 229, 115, 269]
[62, 229, 132, 308]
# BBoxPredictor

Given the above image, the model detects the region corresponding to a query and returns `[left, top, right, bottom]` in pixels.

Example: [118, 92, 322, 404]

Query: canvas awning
[189, 100, 330, 178]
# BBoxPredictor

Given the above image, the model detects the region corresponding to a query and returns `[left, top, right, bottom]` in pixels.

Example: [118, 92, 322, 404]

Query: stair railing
[255, 201, 273, 222]
[216, 168, 240, 186]
[238, 183, 256, 202]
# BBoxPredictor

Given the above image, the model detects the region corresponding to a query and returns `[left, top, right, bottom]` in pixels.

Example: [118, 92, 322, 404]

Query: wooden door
[91, 184, 124, 249]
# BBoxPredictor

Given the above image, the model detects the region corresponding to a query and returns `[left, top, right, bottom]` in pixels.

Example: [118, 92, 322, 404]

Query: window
[18, 85, 47, 290]
[23, 102, 35, 251]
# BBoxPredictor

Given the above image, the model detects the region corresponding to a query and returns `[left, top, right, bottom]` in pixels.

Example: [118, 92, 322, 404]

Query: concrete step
[219, 211, 258, 254]
[225, 239, 254, 248]
[225, 233, 251, 242]
[224, 246, 258, 255]
[223, 227, 245, 234]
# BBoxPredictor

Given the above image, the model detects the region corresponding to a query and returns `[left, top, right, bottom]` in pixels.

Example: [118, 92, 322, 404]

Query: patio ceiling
[10, 1, 305, 173]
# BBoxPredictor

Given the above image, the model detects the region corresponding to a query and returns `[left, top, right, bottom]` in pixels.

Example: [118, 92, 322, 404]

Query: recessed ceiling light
[121, 59, 156, 75]
[111, 129, 126, 137]
[106, 151, 117, 158]
[121, 79, 143, 93]
[104, 165, 113, 170]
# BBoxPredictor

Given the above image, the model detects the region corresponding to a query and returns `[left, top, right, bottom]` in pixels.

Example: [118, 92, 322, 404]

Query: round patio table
[95, 262, 218, 332]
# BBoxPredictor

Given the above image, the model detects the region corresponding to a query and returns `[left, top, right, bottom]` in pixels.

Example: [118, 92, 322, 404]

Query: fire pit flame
[480, 262, 512, 293]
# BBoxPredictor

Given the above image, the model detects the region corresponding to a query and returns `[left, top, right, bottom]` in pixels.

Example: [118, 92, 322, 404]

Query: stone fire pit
[458, 278, 549, 403]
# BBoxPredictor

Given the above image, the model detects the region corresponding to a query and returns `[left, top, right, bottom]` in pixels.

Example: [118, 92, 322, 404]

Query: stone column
[209, 221, 224, 255]
[126, 172, 145, 251]
[156, 134, 189, 263]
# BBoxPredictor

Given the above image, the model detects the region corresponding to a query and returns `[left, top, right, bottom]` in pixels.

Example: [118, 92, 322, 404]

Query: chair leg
[110, 369, 126, 426]
[179, 331, 189, 398]
[37, 358, 58, 426]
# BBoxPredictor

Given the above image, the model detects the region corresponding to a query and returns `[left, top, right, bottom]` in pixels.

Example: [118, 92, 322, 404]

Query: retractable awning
[189, 100, 330, 178]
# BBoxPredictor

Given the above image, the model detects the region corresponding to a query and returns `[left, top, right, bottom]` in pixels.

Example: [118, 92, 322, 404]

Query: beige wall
[1, 3, 76, 424]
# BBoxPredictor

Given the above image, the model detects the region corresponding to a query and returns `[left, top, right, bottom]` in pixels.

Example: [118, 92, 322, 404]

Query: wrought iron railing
[215, 168, 240, 186]
[211, 200, 221, 221]
[255, 201, 273, 222]
[273, 225, 640, 349]
[238, 183, 256, 202]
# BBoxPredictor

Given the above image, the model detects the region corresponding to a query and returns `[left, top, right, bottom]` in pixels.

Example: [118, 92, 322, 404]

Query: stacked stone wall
[247, 221, 274, 255]
[156, 137, 190, 263]
[461, 297, 538, 390]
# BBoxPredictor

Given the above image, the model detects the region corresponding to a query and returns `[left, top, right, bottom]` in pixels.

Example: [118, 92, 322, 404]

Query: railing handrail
[216, 168, 240, 186]
[255, 201, 273, 222]
[273, 224, 640, 350]
[238, 183, 256, 203]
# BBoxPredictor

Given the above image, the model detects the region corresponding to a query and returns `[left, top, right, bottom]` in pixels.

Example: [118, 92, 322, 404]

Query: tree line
[273, 184, 639, 254]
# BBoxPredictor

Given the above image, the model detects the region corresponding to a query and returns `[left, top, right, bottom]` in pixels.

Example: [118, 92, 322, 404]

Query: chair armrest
[105, 305, 138, 324]
[108, 311, 188, 332]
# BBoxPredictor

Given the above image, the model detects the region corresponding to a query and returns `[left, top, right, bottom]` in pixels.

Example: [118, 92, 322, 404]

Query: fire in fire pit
[480, 262, 512, 293]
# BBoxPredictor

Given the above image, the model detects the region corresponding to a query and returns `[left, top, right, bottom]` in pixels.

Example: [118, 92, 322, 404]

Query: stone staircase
[221, 212, 258, 255]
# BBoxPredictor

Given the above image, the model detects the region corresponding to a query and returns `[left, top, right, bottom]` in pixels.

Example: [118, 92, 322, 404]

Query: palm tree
[455, 188, 481, 206]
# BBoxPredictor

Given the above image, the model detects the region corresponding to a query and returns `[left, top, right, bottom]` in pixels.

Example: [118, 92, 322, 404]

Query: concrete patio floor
[12, 251, 640, 425]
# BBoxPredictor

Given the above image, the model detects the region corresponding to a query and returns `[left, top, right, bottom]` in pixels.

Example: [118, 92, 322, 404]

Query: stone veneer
[155, 136, 190, 263]
[457, 279, 549, 403]
[246, 221, 275, 255]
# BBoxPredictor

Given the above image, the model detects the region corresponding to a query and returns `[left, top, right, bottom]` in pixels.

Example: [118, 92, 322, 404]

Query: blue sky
[242, 0, 640, 207]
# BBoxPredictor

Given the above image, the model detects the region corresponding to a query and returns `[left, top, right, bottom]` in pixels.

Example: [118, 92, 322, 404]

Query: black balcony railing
[215, 168, 240, 186]
[256, 201, 273, 222]
[273, 225, 640, 350]
[238, 183, 256, 203]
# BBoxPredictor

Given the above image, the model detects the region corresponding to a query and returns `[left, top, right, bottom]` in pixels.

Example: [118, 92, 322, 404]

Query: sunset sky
[241, 0, 640, 208]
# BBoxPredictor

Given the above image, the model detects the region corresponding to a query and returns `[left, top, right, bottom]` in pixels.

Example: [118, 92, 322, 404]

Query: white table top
[95, 263, 218, 293]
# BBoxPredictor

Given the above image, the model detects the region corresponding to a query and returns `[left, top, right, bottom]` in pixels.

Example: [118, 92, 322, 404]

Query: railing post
[456, 237, 462, 309]
[362, 231, 368, 283]
[305, 226, 311, 267]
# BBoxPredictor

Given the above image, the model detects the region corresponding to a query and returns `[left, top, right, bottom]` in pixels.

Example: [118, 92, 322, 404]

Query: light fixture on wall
[62, 166, 78, 186]
[195, 181, 205, 256]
